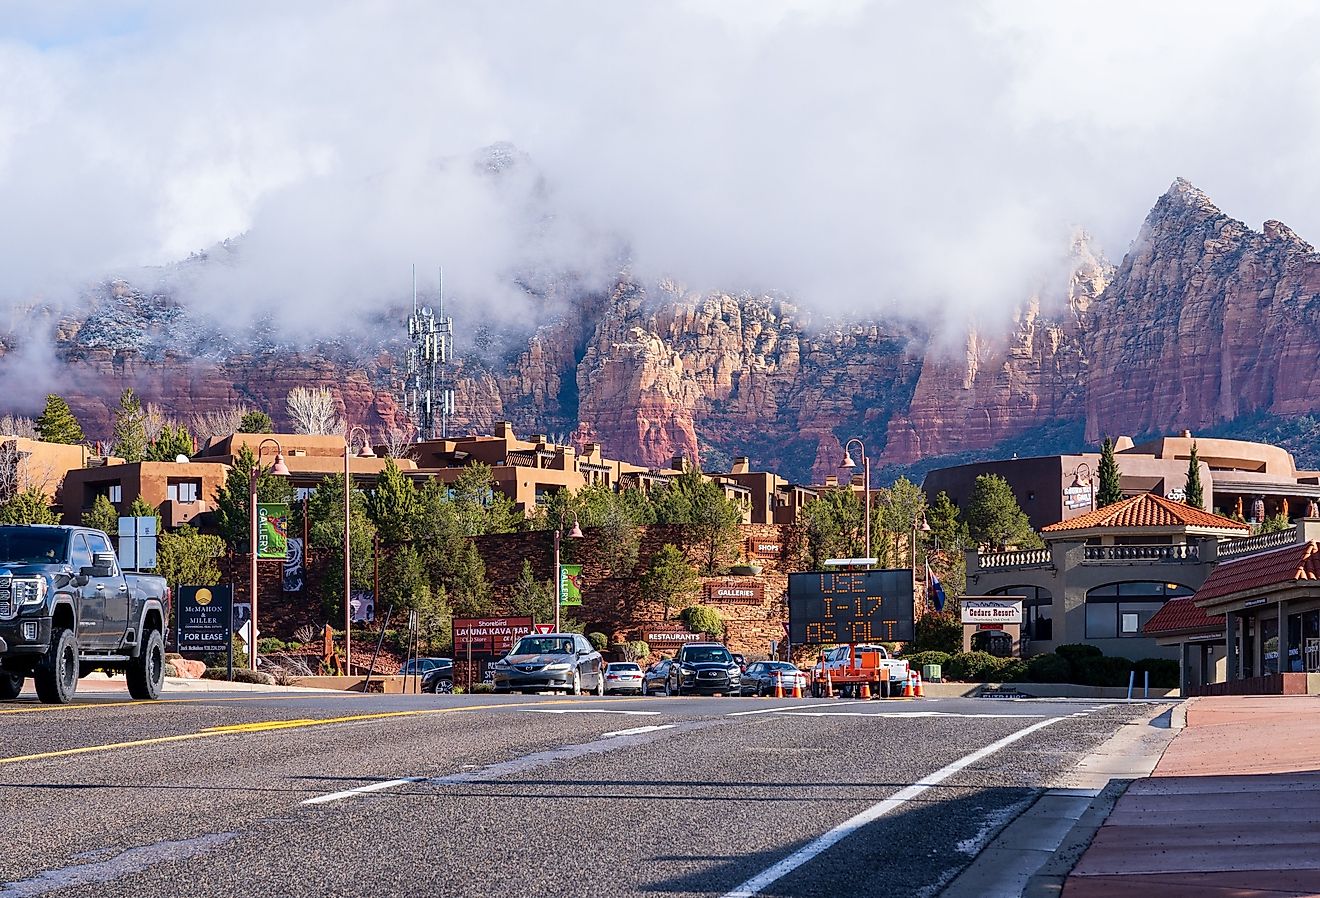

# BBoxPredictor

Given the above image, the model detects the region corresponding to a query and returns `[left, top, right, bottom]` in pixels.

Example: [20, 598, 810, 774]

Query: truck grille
[0, 583, 11, 620]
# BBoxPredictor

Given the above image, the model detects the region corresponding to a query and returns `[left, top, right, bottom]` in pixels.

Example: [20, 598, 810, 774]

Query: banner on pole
[256, 503, 289, 559]
[559, 564, 583, 606]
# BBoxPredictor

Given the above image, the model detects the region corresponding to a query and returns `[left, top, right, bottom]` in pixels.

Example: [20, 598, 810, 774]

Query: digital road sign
[788, 569, 915, 645]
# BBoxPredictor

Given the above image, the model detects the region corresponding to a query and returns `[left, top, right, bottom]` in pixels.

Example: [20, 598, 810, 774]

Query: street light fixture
[344, 426, 376, 674]
[840, 438, 870, 565]
[553, 511, 583, 633]
[912, 511, 932, 613]
[1072, 462, 1094, 512]
[249, 438, 290, 672]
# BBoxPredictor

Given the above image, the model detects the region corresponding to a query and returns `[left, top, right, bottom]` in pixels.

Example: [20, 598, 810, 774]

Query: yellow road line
[0, 700, 581, 765]
[0, 692, 367, 716]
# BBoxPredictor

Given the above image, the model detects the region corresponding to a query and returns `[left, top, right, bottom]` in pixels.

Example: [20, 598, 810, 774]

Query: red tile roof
[1194, 542, 1320, 604]
[1143, 597, 1224, 637]
[1042, 493, 1250, 533]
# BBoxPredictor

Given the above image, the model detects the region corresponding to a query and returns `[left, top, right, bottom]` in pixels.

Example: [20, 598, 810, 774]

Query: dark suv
[667, 642, 741, 696]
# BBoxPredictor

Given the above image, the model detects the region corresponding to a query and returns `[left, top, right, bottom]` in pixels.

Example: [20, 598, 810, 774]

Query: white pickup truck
[810, 644, 911, 697]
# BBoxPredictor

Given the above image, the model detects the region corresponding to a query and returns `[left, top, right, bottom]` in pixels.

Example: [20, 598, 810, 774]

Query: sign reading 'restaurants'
[961, 599, 1023, 625]
[705, 583, 765, 604]
[644, 628, 706, 645]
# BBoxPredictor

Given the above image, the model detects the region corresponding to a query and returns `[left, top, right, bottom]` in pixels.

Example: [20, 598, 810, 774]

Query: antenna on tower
[403, 266, 457, 441]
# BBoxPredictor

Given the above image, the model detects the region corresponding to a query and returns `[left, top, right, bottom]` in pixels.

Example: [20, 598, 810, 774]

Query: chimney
[671, 453, 687, 471]
[1299, 518, 1320, 545]
[732, 456, 750, 474]
[824, 475, 838, 488]
[494, 421, 513, 439]
[1181, 429, 1192, 438]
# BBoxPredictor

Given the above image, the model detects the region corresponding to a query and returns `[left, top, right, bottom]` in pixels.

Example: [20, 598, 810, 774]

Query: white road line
[301, 777, 427, 806]
[719, 716, 1065, 898]
[601, 724, 675, 738]
[726, 701, 865, 717]
[772, 711, 1049, 719]
[521, 708, 660, 716]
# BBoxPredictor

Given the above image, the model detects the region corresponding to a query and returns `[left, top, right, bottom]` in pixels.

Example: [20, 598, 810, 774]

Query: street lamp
[912, 511, 931, 613]
[1072, 462, 1094, 512]
[553, 511, 583, 633]
[249, 438, 290, 672]
[840, 438, 870, 564]
[344, 425, 376, 674]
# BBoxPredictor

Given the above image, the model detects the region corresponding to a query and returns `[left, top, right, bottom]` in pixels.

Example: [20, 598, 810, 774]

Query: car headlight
[492, 660, 509, 669]
[545, 663, 571, 671]
[14, 578, 46, 606]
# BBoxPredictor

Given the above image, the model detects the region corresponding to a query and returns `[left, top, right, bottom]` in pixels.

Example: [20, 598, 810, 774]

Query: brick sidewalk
[1063, 696, 1320, 897]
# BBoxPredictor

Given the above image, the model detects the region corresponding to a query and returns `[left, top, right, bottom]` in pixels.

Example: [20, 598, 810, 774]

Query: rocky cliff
[6, 179, 1320, 482]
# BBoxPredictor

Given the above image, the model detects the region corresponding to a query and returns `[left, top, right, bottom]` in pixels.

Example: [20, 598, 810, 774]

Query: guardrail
[1217, 525, 1299, 561]
[1082, 544, 1200, 563]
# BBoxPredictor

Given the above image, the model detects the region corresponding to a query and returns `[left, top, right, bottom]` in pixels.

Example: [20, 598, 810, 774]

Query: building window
[168, 479, 202, 503]
[1085, 581, 1192, 638]
[88, 481, 122, 506]
[990, 585, 1052, 641]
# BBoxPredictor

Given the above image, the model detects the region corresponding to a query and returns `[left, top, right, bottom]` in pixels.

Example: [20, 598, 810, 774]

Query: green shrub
[1025, 653, 1072, 683]
[1134, 658, 1179, 689]
[680, 605, 725, 640]
[202, 667, 276, 686]
[945, 651, 1003, 681]
[257, 637, 288, 654]
[996, 658, 1029, 682]
[470, 683, 494, 694]
[903, 651, 952, 669]
[1075, 655, 1135, 687]
[912, 612, 961, 653]
[1055, 643, 1102, 664]
[587, 631, 609, 651]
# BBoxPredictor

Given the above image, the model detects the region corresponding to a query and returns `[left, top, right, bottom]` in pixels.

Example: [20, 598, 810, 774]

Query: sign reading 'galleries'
[705, 583, 765, 604]
[453, 616, 534, 655]
[787, 569, 915, 645]
[176, 585, 234, 654]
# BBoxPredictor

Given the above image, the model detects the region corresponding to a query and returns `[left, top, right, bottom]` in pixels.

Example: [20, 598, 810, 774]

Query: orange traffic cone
[825, 669, 834, 698]
[773, 672, 784, 698]
[902, 675, 915, 698]
[913, 672, 924, 697]
[792, 676, 803, 699]
[860, 681, 871, 699]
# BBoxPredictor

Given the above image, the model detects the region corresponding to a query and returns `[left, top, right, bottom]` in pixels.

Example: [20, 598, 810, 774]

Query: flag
[927, 560, 948, 613]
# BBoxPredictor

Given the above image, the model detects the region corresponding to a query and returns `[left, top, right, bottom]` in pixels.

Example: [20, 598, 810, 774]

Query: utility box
[923, 663, 942, 683]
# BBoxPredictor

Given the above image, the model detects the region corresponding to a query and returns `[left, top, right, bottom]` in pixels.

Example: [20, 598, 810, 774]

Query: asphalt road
[0, 688, 1157, 898]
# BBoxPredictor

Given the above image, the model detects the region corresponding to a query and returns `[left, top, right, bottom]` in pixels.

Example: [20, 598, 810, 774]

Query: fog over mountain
[3, 1, 1319, 344]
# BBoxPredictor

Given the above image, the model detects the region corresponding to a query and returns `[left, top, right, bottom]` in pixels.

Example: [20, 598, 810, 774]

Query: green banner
[256, 503, 289, 559]
[559, 564, 583, 606]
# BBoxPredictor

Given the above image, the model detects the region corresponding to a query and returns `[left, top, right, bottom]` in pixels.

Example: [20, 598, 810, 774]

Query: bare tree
[286, 387, 343, 436]
[142, 403, 175, 442]
[0, 439, 62, 504]
[379, 425, 417, 459]
[191, 405, 249, 445]
[0, 415, 38, 439]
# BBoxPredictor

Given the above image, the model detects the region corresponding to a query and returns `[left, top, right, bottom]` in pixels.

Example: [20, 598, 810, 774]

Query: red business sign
[644, 628, 706, 645]
[705, 583, 765, 605]
[453, 616, 534, 654]
[747, 539, 783, 557]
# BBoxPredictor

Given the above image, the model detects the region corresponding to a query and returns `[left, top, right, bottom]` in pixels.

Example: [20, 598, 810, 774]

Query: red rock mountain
[4, 179, 1319, 481]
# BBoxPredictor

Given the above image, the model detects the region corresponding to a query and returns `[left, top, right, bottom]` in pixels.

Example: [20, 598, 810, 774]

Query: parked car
[741, 661, 808, 696]
[667, 642, 742, 696]
[399, 657, 452, 677]
[603, 661, 644, 695]
[419, 660, 455, 694]
[641, 659, 672, 696]
[490, 632, 604, 695]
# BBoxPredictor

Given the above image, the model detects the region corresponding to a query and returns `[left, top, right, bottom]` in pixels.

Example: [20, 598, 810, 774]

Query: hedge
[902, 651, 952, 670]
[940, 648, 1180, 688]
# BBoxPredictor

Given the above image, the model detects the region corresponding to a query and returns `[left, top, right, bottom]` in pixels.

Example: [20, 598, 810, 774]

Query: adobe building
[707, 456, 818, 526]
[194, 432, 410, 493]
[62, 460, 230, 528]
[1, 436, 105, 506]
[965, 493, 1248, 660]
[923, 432, 1320, 532]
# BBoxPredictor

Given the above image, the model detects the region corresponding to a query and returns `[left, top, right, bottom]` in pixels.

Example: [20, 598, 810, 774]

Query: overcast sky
[2, 0, 1319, 336]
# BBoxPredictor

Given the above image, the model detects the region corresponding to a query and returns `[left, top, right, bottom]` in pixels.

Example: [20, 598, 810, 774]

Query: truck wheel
[0, 672, 22, 700]
[127, 628, 165, 701]
[34, 628, 78, 704]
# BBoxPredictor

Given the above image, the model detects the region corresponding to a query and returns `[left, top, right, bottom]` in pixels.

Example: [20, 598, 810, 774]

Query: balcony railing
[1217, 525, 1299, 561]
[977, 548, 1051, 570]
[1082, 544, 1200, 563]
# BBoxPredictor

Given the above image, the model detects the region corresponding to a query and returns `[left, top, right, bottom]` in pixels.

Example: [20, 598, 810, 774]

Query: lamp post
[553, 511, 583, 633]
[344, 426, 376, 674]
[912, 511, 931, 614]
[1072, 462, 1094, 513]
[839, 438, 870, 564]
[249, 438, 290, 672]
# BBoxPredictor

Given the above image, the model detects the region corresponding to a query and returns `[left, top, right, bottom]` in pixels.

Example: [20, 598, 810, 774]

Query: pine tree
[366, 459, 420, 546]
[0, 487, 60, 524]
[155, 525, 225, 589]
[82, 494, 119, 535]
[238, 410, 273, 434]
[1096, 437, 1122, 508]
[509, 559, 556, 626]
[35, 394, 85, 446]
[145, 424, 195, 461]
[111, 388, 148, 462]
[641, 543, 701, 619]
[1185, 442, 1205, 509]
[966, 474, 1042, 551]
[213, 445, 295, 547]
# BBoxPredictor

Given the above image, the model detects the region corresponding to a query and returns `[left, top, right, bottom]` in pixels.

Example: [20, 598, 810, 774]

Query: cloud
[1, 0, 1318, 339]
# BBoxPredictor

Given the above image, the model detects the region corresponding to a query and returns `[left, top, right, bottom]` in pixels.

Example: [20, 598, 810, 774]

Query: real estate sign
[176, 585, 233, 654]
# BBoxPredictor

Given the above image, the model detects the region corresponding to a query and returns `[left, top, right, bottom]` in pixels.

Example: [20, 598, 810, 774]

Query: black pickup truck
[0, 525, 170, 703]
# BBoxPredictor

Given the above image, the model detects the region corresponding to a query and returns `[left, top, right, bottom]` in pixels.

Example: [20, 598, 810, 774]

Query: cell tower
[404, 266, 456, 440]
